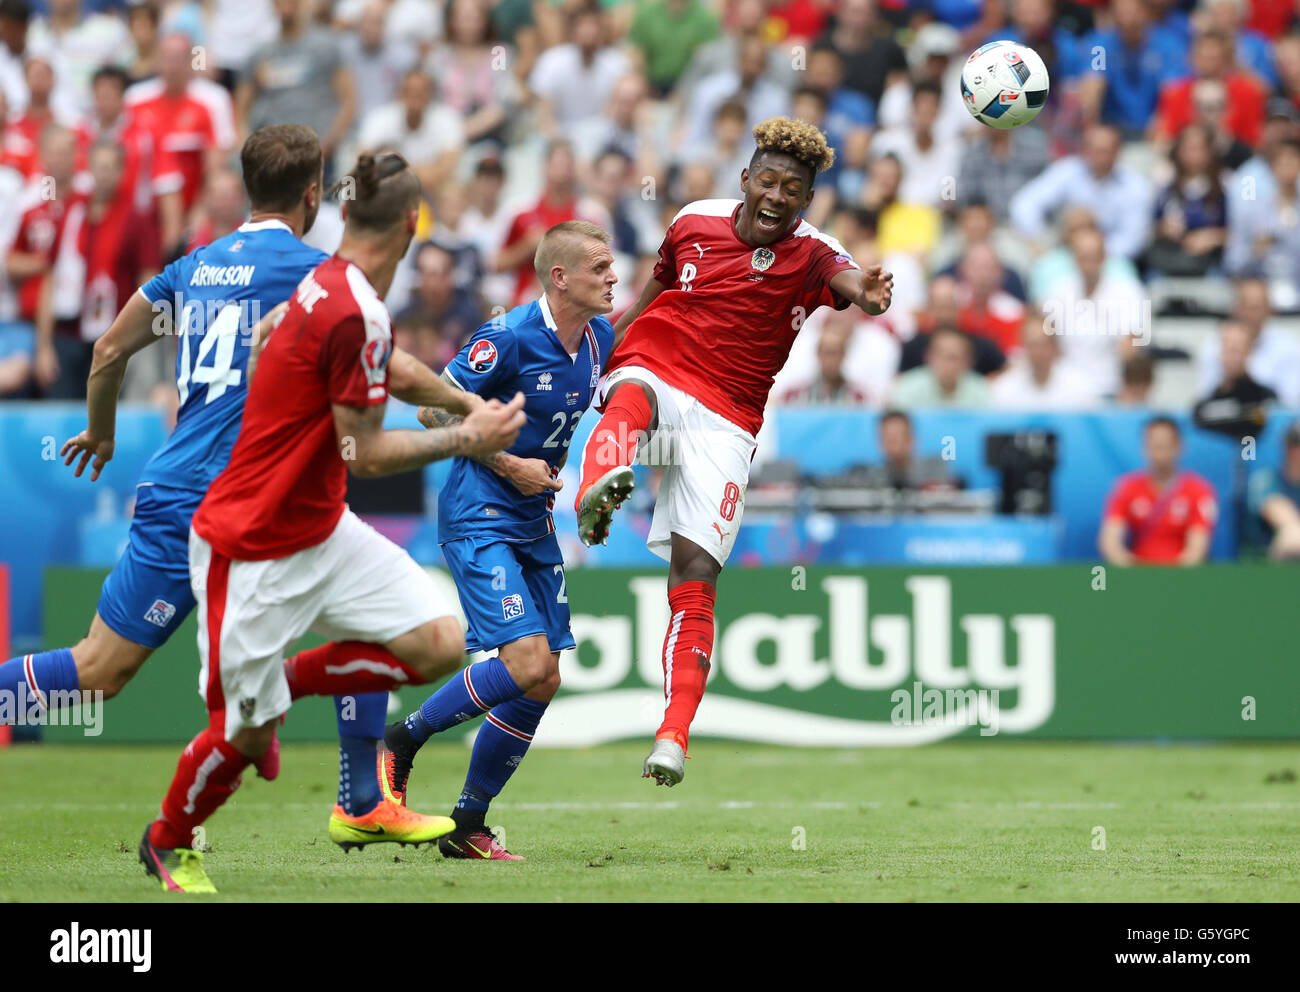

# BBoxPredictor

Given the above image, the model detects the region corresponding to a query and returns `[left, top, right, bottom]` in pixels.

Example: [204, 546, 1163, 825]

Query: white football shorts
[595, 364, 758, 567]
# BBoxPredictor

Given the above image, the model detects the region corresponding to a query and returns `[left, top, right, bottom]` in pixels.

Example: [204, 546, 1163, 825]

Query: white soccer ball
[959, 41, 1050, 130]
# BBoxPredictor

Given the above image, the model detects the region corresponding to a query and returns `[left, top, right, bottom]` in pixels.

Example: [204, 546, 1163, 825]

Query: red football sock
[284, 641, 425, 700]
[656, 580, 716, 752]
[576, 382, 652, 511]
[150, 727, 251, 850]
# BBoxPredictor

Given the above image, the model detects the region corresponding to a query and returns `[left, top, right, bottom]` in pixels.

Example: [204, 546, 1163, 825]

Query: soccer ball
[959, 41, 1050, 130]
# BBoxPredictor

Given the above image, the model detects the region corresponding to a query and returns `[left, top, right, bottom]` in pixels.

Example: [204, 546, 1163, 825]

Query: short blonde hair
[752, 116, 835, 176]
[534, 220, 611, 286]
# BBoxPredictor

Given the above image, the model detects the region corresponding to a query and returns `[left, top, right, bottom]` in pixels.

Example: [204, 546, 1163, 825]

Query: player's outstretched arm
[830, 264, 894, 317]
[389, 347, 480, 418]
[417, 373, 563, 497]
[611, 275, 668, 354]
[60, 291, 163, 481]
[334, 392, 526, 477]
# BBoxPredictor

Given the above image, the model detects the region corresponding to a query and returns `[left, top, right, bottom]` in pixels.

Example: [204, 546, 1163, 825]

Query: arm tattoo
[419, 403, 510, 474]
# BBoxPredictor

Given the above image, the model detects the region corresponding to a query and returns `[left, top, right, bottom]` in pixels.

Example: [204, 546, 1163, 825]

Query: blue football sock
[0, 648, 78, 723]
[403, 658, 523, 744]
[457, 695, 549, 820]
[335, 692, 387, 816]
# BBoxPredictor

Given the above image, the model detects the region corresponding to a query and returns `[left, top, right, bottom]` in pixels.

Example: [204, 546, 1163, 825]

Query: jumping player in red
[138, 152, 526, 893]
[1099, 416, 1218, 566]
[573, 117, 894, 786]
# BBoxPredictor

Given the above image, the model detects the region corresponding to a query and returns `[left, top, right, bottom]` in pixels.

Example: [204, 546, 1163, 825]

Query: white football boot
[576, 465, 635, 546]
[642, 738, 686, 787]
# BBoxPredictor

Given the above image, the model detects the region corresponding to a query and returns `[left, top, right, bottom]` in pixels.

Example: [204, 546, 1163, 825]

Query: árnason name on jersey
[189, 262, 256, 288]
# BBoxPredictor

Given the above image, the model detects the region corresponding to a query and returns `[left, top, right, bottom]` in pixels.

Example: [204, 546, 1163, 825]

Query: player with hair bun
[573, 116, 894, 786]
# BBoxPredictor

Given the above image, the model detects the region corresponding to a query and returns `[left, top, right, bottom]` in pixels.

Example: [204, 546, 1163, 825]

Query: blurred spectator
[80, 140, 161, 343]
[186, 166, 248, 250]
[495, 139, 603, 306]
[1244, 0, 1294, 39]
[127, 33, 236, 253]
[681, 32, 788, 154]
[4, 51, 88, 179]
[343, 1, 419, 125]
[676, 0, 798, 96]
[89, 66, 178, 236]
[357, 69, 464, 193]
[1154, 29, 1265, 147]
[576, 71, 658, 176]
[1193, 318, 1277, 436]
[951, 240, 1025, 354]
[877, 21, 966, 142]
[458, 155, 513, 308]
[682, 98, 752, 198]
[817, 0, 908, 108]
[805, 42, 873, 197]
[1028, 205, 1142, 301]
[1244, 420, 1300, 559]
[871, 79, 960, 210]
[426, 0, 519, 154]
[1010, 122, 1153, 260]
[28, 0, 130, 113]
[891, 325, 990, 408]
[1098, 416, 1217, 565]
[335, 0, 444, 57]
[426, 183, 486, 294]
[861, 151, 941, 256]
[1183, 77, 1253, 168]
[954, 122, 1050, 223]
[10, 126, 86, 398]
[1076, 0, 1187, 135]
[1115, 350, 1156, 405]
[859, 409, 958, 490]
[627, 0, 721, 96]
[1274, 34, 1300, 114]
[205, 0, 277, 90]
[0, 0, 33, 116]
[931, 199, 1029, 300]
[0, 315, 30, 397]
[1142, 122, 1229, 277]
[990, 311, 1103, 409]
[530, 5, 630, 138]
[587, 147, 644, 259]
[1235, 99, 1299, 196]
[778, 322, 871, 405]
[1039, 225, 1147, 397]
[1200, 0, 1276, 88]
[1196, 277, 1300, 405]
[791, 86, 838, 226]
[123, 1, 160, 88]
[393, 241, 486, 371]
[239, 0, 357, 176]
[992, 0, 1080, 84]
[1224, 136, 1300, 303]
[903, 273, 1006, 375]
[774, 296, 901, 403]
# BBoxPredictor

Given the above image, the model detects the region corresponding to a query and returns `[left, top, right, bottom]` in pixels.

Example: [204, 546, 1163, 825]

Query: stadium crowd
[0, 0, 1298, 558]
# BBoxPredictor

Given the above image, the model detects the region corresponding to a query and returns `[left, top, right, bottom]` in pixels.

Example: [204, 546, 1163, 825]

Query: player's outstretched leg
[0, 648, 78, 725]
[574, 380, 653, 545]
[283, 640, 455, 850]
[644, 538, 721, 787]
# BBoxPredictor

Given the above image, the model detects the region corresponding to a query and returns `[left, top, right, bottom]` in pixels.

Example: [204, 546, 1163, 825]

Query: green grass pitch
[2, 740, 1297, 902]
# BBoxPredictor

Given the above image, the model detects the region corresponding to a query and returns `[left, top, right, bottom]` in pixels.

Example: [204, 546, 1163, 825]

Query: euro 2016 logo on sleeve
[751, 247, 775, 271]
[468, 339, 498, 373]
[361, 337, 391, 386]
[501, 593, 526, 621]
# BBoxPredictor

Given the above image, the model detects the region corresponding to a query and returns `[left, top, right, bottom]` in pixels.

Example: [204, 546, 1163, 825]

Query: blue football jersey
[137, 220, 328, 493]
[439, 295, 614, 543]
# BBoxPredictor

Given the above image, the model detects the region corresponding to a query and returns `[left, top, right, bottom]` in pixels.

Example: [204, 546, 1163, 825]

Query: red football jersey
[11, 189, 89, 321]
[607, 199, 859, 436]
[125, 82, 225, 211]
[1104, 470, 1219, 563]
[193, 256, 394, 561]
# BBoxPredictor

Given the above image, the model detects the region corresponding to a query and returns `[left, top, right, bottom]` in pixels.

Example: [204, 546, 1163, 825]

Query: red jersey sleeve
[1104, 476, 1135, 524]
[1187, 478, 1219, 531]
[803, 236, 859, 311]
[321, 312, 390, 408]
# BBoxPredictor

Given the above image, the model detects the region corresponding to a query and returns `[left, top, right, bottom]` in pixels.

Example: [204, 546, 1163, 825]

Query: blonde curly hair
[751, 116, 835, 179]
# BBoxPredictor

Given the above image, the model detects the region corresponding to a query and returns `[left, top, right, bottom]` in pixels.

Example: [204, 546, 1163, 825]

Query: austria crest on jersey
[468, 338, 498, 373]
[751, 247, 775, 271]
